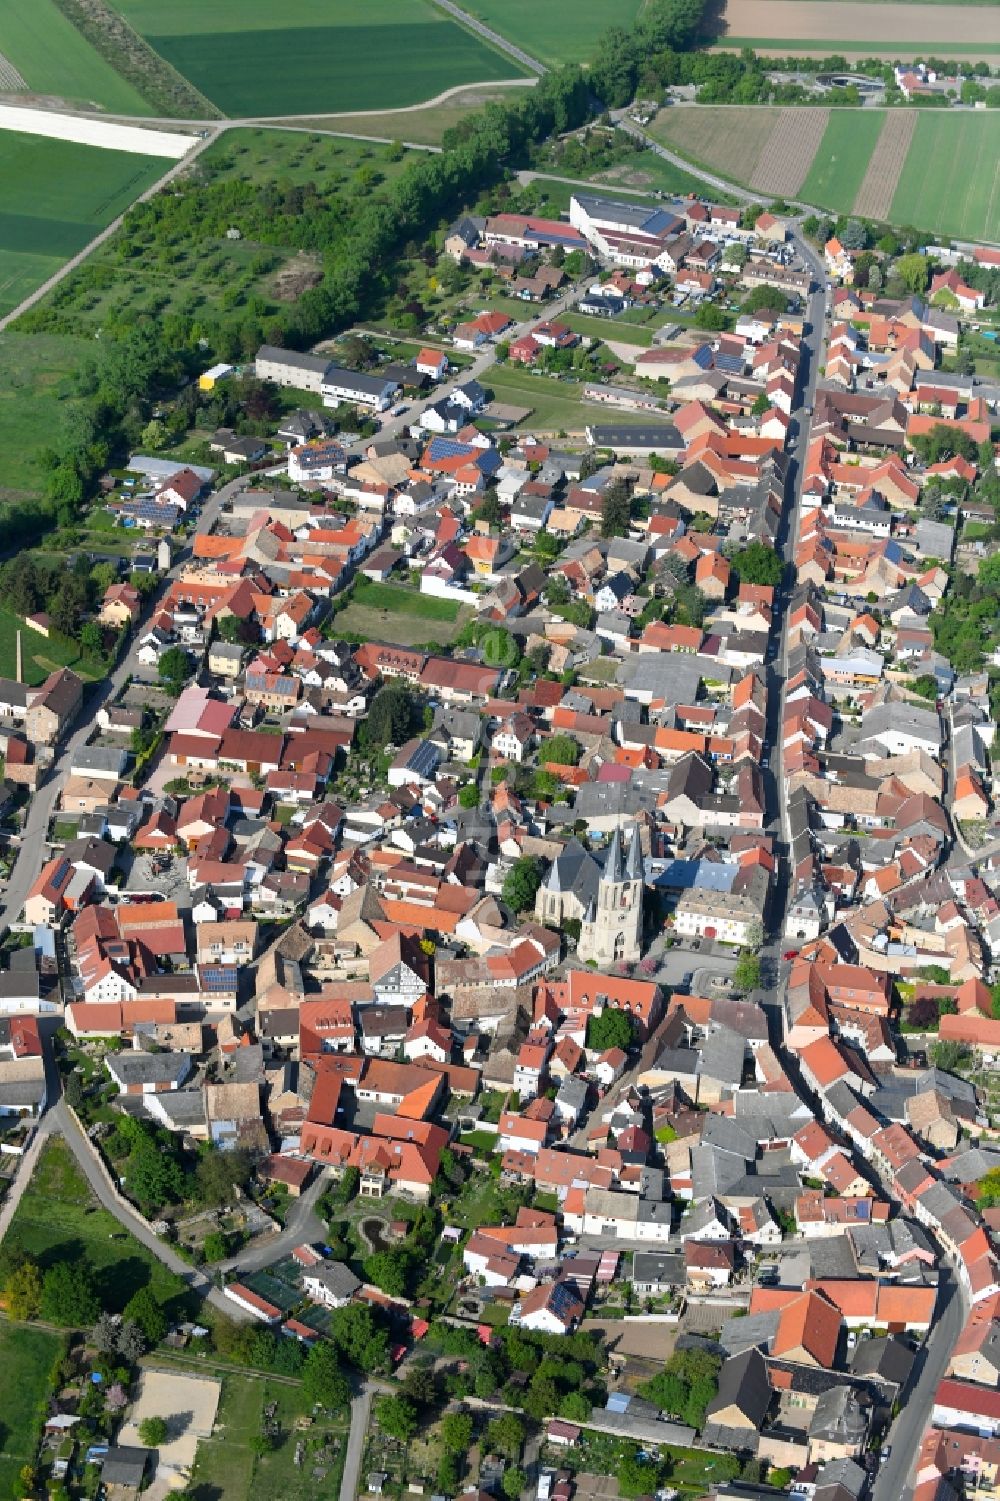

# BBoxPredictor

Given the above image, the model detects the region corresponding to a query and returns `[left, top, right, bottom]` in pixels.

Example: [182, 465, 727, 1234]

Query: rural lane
[47, 1098, 247, 1321]
[425, 0, 546, 75]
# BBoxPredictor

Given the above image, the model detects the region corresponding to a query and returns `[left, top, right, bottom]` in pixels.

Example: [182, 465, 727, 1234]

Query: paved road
[340, 1383, 375, 1501]
[49, 1097, 242, 1319]
[221, 1167, 331, 1275]
[426, 0, 546, 74]
[873, 1260, 967, 1501]
[347, 273, 593, 451]
[762, 237, 971, 1501]
[0, 1017, 252, 1318]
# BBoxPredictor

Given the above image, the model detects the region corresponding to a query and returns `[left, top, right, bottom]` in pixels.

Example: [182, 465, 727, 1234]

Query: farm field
[302, 83, 537, 147]
[0, 0, 153, 113]
[800, 110, 885, 215]
[0, 1324, 64, 1500]
[462, 0, 643, 64]
[0, 131, 171, 320]
[5, 1137, 195, 1317]
[650, 104, 1000, 241]
[649, 105, 784, 186]
[717, 0, 1000, 56]
[109, 0, 529, 116]
[890, 112, 1000, 241]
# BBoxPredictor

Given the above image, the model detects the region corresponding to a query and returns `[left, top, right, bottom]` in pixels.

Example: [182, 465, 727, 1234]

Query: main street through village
[0, 219, 970, 1501]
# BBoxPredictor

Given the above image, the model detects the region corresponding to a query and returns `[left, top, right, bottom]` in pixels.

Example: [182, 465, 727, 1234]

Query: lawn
[189, 1370, 348, 1501]
[0, 0, 153, 113]
[336, 592, 474, 649]
[110, 0, 529, 116]
[0, 131, 171, 319]
[485, 365, 621, 430]
[5, 1138, 193, 1319]
[0, 332, 109, 501]
[0, 1324, 64, 1499]
[0, 606, 103, 685]
[463, 0, 643, 64]
[561, 311, 655, 346]
[351, 579, 463, 622]
[800, 110, 886, 215]
[890, 111, 1000, 241]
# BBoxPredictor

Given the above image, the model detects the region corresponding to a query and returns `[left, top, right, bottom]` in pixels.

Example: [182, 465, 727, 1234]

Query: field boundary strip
[0, 105, 192, 159]
[853, 109, 916, 219]
[749, 106, 828, 195]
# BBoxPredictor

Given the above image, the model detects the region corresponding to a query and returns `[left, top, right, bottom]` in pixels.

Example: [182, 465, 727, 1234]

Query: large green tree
[502, 856, 542, 914]
[376, 1395, 418, 1443]
[362, 683, 420, 752]
[40, 1261, 99, 1328]
[302, 1341, 351, 1410]
[586, 1008, 634, 1052]
[733, 542, 783, 588]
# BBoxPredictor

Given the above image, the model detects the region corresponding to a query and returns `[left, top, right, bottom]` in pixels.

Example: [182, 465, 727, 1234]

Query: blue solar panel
[427, 437, 476, 461]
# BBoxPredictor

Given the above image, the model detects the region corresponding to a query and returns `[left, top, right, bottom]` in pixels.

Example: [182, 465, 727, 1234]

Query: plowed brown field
[853, 109, 916, 218]
[750, 107, 829, 195]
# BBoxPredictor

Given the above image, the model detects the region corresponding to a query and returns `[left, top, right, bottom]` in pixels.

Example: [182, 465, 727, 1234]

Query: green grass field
[890, 112, 1000, 241]
[0, 0, 153, 113]
[486, 365, 627, 430]
[561, 311, 655, 346]
[464, 0, 642, 64]
[0, 334, 109, 501]
[337, 578, 473, 647]
[110, 0, 527, 115]
[0, 606, 104, 684]
[0, 132, 170, 319]
[6, 1138, 194, 1319]
[800, 110, 885, 214]
[352, 579, 463, 622]
[189, 1370, 347, 1501]
[0, 1324, 64, 1499]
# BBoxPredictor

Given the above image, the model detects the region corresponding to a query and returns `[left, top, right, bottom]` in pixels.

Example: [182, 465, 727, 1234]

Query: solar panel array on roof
[427, 437, 476, 461]
[201, 965, 238, 990]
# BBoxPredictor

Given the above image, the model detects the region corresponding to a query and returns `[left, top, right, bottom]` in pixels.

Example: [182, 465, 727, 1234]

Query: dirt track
[722, 0, 1000, 45]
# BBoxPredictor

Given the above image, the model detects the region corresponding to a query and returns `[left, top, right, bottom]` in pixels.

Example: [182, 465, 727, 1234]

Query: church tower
[577, 828, 644, 967]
